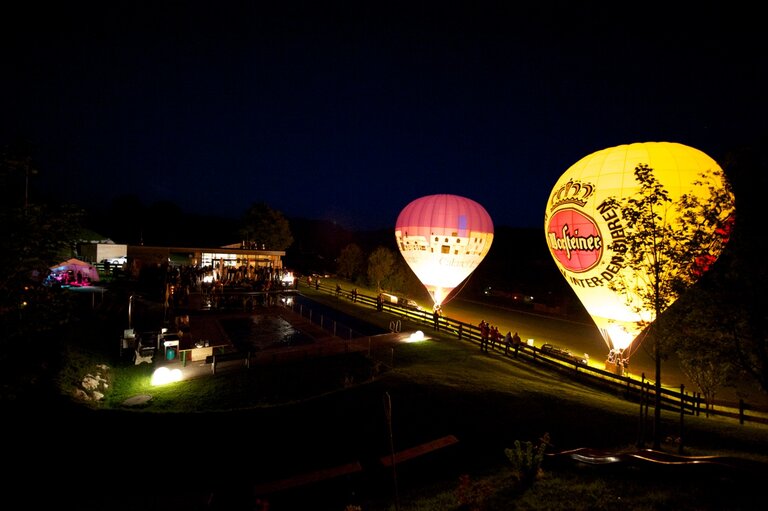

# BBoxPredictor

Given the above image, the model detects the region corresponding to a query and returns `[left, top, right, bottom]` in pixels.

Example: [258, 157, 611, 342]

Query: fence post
[637, 372, 646, 448]
[740, 399, 745, 425]
[679, 384, 685, 454]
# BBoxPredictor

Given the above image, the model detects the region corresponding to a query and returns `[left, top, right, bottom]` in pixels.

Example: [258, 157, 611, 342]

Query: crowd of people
[478, 319, 521, 355]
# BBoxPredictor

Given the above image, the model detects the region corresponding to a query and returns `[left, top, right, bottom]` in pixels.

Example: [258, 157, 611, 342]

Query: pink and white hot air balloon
[395, 194, 494, 307]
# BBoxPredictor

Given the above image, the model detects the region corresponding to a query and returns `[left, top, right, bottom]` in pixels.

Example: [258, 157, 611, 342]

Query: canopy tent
[49, 258, 100, 284]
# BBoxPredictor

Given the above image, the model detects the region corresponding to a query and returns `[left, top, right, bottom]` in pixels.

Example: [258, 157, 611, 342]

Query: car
[540, 343, 588, 365]
[398, 298, 423, 311]
[380, 292, 423, 311]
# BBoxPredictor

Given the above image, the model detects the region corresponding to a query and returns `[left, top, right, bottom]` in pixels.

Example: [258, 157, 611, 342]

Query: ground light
[151, 366, 183, 386]
[405, 330, 426, 343]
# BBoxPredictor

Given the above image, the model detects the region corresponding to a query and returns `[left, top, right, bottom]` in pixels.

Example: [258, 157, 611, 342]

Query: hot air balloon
[544, 142, 735, 364]
[395, 194, 494, 308]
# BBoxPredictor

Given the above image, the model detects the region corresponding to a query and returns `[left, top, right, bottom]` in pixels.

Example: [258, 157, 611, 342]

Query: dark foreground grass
[17, 290, 768, 511]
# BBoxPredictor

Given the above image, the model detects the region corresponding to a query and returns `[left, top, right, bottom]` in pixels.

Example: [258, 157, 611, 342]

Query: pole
[653, 339, 661, 449]
[679, 384, 685, 454]
[384, 392, 400, 511]
[636, 373, 644, 447]
[128, 295, 134, 330]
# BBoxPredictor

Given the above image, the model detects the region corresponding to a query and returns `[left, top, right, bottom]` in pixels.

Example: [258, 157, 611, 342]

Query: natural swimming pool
[219, 293, 387, 351]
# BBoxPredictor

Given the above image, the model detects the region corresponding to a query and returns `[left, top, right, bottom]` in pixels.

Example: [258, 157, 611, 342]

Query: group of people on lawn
[478, 319, 521, 355]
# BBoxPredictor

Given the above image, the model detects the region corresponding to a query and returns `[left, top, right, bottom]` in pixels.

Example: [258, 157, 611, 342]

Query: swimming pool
[220, 293, 387, 351]
[288, 293, 388, 337]
[220, 314, 316, 351]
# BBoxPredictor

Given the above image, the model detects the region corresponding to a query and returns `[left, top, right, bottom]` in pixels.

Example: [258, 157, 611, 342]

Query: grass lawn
[22, 282, 768, 510]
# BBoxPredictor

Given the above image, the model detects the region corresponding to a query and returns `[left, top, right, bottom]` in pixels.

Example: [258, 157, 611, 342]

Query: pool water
[220, 315, 315, 351]
[220, 294, 387, 351]
[289, 294, 388, 337]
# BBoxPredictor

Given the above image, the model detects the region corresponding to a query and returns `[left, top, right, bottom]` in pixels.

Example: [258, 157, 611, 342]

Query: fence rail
[309, 282, 768, 427]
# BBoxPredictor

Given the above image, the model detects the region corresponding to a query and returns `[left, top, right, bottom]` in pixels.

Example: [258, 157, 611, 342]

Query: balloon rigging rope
[441, 274, 473, 307]
[626, 328, 649, 360]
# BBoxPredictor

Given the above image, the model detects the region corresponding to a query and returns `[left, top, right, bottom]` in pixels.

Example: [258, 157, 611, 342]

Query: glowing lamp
[151, 366, 183, 386]
[395, 194, 494, 307]
[407, 331, 426, 342]
[544, 142, 734, 358]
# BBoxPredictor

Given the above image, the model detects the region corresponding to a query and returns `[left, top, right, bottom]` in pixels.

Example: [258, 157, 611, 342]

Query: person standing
[479, 320, 489, 352]
[490, 325, 500, 350]
[504, 331, 513, 355]
[433, 306, 441, 331]
[512, 331, 522, 357]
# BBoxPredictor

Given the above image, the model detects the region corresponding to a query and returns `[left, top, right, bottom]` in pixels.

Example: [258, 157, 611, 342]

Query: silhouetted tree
[337, 243, 365, 282]
[0, 153, 86, 355]
[700, 143, 768, 396]
[663, 287, 736, 409]
[367, 246, 396, 292]
[239, 202, 293, 251]
[605, 163, 734, 448]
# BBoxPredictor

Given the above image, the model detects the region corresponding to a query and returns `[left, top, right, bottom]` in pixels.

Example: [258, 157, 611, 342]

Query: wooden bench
[379, 434, 460, 467]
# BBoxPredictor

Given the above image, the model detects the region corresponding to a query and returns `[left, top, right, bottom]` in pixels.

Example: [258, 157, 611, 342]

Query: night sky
[2, 1, 766, 231]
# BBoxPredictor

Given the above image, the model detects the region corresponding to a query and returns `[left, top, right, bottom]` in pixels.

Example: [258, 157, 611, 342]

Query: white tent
[50, 258, 100, 284]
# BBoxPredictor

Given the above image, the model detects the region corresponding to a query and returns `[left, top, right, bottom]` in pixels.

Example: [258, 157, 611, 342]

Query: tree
[605, 163, 734, 448]
[367, 246, 396, 292]
[709, 144, 768, 396]
[0, 201, 85, 331]
[337, 243, 365, 281]
[662, 287, 736, 409]
[239, 202, 293, 251]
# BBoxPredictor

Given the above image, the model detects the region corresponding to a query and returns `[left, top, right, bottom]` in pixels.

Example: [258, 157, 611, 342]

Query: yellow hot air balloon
[544, 142, 735, 362]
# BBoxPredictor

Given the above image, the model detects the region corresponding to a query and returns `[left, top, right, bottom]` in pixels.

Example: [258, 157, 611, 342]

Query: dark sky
[2, 1, 765, 231]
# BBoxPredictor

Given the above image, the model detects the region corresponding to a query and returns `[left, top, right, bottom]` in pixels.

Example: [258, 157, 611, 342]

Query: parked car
[380, 292, 423, 311]
[540, 343, 588, 365]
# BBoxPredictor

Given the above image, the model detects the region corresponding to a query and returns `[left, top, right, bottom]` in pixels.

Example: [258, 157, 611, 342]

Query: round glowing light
[151, 366, 183, 386]
[544, 142, 734, 359]
[395, 194, 494, 307]
[407, 330, 426, 342]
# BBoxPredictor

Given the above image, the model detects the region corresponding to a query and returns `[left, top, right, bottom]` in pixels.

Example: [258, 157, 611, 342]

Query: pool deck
[157, 302, 415, 380]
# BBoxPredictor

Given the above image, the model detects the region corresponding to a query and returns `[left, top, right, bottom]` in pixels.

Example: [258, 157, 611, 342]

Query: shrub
[504, 432, 550, 485]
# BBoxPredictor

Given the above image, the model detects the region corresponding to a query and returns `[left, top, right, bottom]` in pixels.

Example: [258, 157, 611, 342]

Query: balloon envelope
[544, 142, 734, 356]
[395, 194, 494, 306]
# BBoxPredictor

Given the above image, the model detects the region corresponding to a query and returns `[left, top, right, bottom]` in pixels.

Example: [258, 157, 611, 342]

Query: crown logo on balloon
[550, 179, 595, 210]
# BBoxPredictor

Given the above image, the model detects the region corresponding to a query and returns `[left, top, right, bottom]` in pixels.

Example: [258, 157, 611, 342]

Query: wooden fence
[309, 282, 768, 427]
